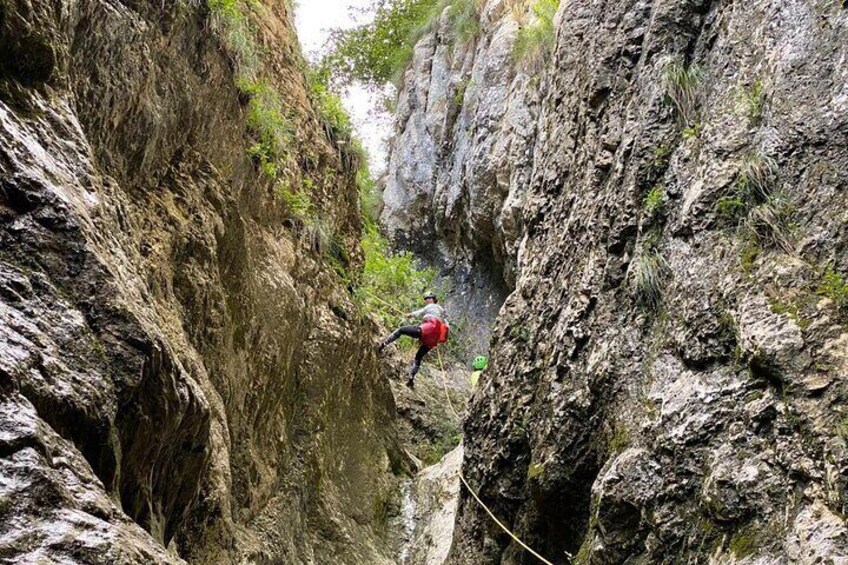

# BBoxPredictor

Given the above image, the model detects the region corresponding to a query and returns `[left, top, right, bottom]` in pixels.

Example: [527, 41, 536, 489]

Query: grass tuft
[632, 248, 668, 311]
[642, 185, 665, 218]
[663, 59, 702, 130]
[738, 79, 765, 125]
[513, 0, 560, 67]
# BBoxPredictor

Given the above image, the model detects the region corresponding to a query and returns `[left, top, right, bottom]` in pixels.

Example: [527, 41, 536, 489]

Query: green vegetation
[417, 422, 462, 465]
[643, 143, 671, 188]
[275, 179, 314, 219]
[453, 78, 472, 106]
[663, 59, 702, 130]
[819, 268, 848, 314]
[728, 524, 760, 559]
[208, 0, 263, 79]
[633, 248, 667, 311]
[527, 461, 546, 480]
[608, 423, 632, 454]
[745, 196, 794, 253]
[238, 79, 296, 178]
[716, 153, 779, 226]
[836, 415, 848, 440]
[737, 153, 778, 202]
[739, 79, 765, 125]
[308, 68, 354, 139]
[717, 195, 747, 223]
[739, 239, 761, 273]
[358, 161, 382, 224]
[357, 224, 439, 329]
[513, 0, 560, 65]
[642, 185, 665, 217]
[508, 323, 531, 342]
[446, 0, 482, 43]
[572, 538, 592, 565]
[322, 0, 481, 89]
[682, 121, 702, 139]
[768, 297, 811, 331]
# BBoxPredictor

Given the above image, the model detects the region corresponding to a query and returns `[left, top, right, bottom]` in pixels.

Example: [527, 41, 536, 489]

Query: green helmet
[424, 291, 438, 301]
[472, 356, 489, 370]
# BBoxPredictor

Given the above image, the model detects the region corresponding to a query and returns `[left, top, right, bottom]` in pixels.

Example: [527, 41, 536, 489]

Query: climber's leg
[407, 344, 432, 387]
[377, 325, 421, 352]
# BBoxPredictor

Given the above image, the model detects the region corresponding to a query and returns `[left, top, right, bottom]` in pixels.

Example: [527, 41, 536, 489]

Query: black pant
[383, 325, 432, 379]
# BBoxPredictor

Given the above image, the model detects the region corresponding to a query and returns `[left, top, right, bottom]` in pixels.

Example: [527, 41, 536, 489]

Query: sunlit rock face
[386, 1, 848, 563]
[0, 1, 407, 563]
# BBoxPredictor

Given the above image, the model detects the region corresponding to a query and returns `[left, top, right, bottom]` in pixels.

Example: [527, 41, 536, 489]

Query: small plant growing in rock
[276, 179, 314, 220]
[208, 0, 263, 79]
[608, 423, 632, 454]
[716, 153, 779, 226]
[632, 248, 668, 311]
[642, 185, 666, 217]
[682, 121, 703, 139]
[643, 144, 672, 187]
[738, 79, 766, 125]
[716, 195, 747, 223]
[818, 268, 848, 314]
[527, 462, 546, 479]
[239, 79, 296, 178]
[308, 68, 353, 139]
[739, 239, 761, 273]
[663, 59, 702, 130]
[737, 153, 778, 202]
[446, 0, 482, 43]
[744, 195, 795, 253]
[453, 78, 472, 107]
[513, 0, 560, 67]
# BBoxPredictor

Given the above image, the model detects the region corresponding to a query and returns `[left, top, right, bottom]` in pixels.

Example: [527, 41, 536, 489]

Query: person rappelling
[377, 291, 449, 388]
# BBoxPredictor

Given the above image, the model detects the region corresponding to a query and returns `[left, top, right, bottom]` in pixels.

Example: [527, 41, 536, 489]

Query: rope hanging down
[435, 348, 564, 565]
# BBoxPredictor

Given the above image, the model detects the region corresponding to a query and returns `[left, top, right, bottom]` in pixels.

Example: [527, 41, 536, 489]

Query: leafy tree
[321, 0, 481, 90]
[321, 0, 441, 89]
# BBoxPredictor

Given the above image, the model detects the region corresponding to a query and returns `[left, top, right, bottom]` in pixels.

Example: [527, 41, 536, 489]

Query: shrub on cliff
[358, 224, 438, 329]
[513, 0, 560, 66]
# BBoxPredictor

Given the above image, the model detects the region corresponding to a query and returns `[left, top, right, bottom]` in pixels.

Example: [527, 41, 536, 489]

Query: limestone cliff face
[391, 0, 848, 564]
[382, 1, 541, 352]
[0, 1, 405, 563]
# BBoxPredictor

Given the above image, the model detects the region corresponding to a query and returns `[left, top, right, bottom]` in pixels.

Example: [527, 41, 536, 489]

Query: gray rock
[427, 1, 848, 564]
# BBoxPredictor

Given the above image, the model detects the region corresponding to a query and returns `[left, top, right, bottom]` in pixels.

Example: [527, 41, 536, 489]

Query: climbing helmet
[473, 356, 489, 370]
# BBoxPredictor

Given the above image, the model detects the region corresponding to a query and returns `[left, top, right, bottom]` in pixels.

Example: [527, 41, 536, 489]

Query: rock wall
[382, 0, 543, 354]
[0, 1, 407, 563]
[387, 0, 848, 563]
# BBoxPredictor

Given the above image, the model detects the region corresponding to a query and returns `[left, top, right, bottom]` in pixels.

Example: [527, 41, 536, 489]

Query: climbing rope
[457, 474, 561, 565]
[366, 291, 565, 564]
[436, 347, 462, 420]
[435, 335, 564, 565]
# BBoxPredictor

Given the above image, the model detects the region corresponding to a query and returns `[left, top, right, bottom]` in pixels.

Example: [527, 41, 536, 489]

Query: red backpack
[421, 318, 449, 348]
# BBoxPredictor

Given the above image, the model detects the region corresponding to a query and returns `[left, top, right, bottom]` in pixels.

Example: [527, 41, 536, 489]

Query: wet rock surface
[1, 1, 406, 563]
